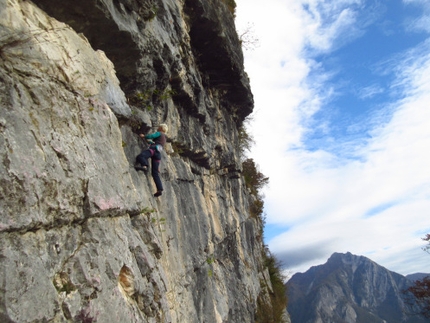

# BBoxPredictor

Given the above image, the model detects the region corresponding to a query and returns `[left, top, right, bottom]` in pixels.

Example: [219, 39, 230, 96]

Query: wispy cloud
[301, 0, 386, 53]
[356, 84, 385, 99]
[403, 0, 430, 33]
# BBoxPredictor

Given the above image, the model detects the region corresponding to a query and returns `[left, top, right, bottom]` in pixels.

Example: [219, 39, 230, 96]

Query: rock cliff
[287, 252, 428, 323]
[0, 0, 276, 322]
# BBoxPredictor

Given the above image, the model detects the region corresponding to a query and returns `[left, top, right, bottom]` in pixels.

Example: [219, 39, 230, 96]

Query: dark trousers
[136, 148, 163, 191]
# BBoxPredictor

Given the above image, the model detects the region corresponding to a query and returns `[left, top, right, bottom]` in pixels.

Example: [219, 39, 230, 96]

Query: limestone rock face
[0, 0, 273, 322]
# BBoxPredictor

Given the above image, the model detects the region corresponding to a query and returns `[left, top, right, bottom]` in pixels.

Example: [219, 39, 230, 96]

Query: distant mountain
[286, 252, 428, 323]
[406, 273, 430, 282]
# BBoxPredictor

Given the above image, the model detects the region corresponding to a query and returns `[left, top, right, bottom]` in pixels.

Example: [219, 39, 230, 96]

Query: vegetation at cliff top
[239, 123, 288, 322]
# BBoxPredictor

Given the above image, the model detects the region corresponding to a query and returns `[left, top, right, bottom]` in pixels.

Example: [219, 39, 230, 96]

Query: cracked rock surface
[0, 0, 279, 322]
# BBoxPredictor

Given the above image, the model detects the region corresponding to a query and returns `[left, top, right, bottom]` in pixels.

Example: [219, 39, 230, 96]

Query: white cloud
[301, 1, 361, 51]
[265, 47, 430, 274]
[403, 0, 430, 33]
[236, 0, 430, 276]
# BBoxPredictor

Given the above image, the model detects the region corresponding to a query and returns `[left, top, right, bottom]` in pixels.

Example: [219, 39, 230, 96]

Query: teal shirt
[145, 132, 162, 140]
[145, 131, 166, 151]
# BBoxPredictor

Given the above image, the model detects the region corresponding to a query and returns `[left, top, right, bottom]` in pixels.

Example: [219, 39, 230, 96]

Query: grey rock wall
[0, 0, 274, 322]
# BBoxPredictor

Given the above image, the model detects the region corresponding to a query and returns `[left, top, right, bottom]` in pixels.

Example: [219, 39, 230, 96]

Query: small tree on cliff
[239, 22, 260, 51]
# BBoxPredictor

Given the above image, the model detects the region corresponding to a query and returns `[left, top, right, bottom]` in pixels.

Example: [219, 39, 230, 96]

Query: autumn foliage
[404, 234, 430, 318]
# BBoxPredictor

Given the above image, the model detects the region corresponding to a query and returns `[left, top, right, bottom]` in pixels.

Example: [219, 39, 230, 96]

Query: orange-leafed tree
[405, 234, 430, 318]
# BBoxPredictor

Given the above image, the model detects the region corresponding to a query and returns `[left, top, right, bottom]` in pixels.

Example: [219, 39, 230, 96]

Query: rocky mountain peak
[327, 251, 378, 274]
[287, 252, 427, 323]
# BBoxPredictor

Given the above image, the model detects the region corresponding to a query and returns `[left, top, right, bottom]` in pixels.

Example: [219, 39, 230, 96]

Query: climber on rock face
[135, 123, 168, 197]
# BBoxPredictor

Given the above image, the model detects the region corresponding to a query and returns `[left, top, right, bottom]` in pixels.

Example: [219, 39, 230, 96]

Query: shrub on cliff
[220, 0, 236, 15]
[242, 158, 269, 196]
[256, 248, 288, 323]
[238, 124, 254, 161]
[241, 157, 269, 222]
[239, 123, 268, 221]
[238, 126, 288, 322]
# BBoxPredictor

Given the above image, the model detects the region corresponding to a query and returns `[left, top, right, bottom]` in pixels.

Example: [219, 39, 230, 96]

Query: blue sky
[235, 0, 430, 277]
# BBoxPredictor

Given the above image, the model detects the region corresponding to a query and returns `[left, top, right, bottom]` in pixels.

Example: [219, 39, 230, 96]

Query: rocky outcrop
[0, 0, 276, 322]
[287, 252, 428, 323]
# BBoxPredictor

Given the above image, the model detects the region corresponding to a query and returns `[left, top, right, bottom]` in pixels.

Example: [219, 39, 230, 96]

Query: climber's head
[158, 124, 168, 133]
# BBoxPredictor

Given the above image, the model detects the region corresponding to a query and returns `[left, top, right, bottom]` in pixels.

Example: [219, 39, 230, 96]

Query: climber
[135, 124, 168, 197]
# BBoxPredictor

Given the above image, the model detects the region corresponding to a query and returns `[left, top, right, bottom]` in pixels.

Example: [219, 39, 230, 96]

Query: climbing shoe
[135, 165, 148, 172]
[154, 191, 162, 197]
